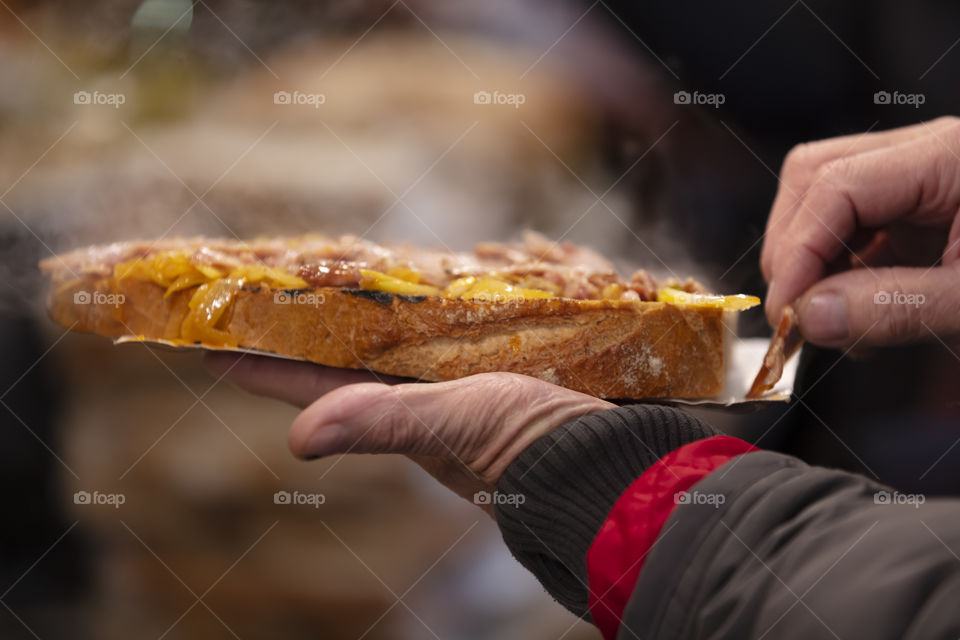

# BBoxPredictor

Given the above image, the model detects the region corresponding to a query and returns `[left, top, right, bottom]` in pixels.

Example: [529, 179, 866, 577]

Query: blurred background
[2, 0, 960, 638]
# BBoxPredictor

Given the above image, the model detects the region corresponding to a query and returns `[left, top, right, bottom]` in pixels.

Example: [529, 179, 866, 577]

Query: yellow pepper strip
[656, 286, 761, 311]
[444, 276, 554, 301]
[359, 269, 442, 296]
[385, 267, 422, 284]
[228, 265, 307, 289]
[444, 276, 479, 298]
[180, 278, 243, 347]
[114, 252, 308, 295]
[164, 271, 210, 298]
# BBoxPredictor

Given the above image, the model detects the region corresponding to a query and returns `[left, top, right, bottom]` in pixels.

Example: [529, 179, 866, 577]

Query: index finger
[761, 118, 958, 283]
[766, 130, 960, 322]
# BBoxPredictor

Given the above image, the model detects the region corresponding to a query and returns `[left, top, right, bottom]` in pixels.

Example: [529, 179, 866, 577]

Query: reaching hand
[760, 117, 960, 349]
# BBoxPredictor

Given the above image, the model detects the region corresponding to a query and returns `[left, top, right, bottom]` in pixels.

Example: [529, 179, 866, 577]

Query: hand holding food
[204, 353, 611, 514]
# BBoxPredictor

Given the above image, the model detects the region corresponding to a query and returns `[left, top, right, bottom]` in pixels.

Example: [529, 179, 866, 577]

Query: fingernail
[802, 293, 849, 342]
[302, 424, 345, 459]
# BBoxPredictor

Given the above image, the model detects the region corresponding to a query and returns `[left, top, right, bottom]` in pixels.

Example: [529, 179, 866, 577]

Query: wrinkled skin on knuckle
[337, 382, 394, 417]
[447, 373, 566, 478]
[448, 373, 535, 450]
[479, 373, 568, 426]
[461, 373, 540, 418]
[872, 269, 923, 344]
[918, 141, 960, 222]
[802, 165, 859, 248]
[368, 384, 420, 454]
[486, 372, 545, 406]
[875, 301, 921, 345]
[763, 159, 853, 280]
[815, 156, 856, 188]
[416, 381, 511, 460]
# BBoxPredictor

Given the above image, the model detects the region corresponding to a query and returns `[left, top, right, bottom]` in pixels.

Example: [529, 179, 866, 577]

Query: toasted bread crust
[47, 276, 726, 398]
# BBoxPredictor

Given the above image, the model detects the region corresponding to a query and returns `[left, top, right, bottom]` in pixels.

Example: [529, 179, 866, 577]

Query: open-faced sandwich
[40, 231, 766, 399]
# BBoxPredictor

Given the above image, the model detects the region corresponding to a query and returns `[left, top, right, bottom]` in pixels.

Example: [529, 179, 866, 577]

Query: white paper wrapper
[114, 335, 799, 407]
[669, 337, 800, 407]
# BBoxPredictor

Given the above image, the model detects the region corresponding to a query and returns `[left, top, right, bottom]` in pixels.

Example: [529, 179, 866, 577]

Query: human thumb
[794, 263, 960, 349]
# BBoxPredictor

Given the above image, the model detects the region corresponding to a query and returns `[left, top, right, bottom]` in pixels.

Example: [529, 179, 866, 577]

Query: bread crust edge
[46, 276, 726, 399]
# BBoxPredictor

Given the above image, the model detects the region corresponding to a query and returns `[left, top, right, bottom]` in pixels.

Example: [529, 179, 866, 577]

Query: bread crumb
[539, 367, 560, 385]
[647, 356, 663, 377]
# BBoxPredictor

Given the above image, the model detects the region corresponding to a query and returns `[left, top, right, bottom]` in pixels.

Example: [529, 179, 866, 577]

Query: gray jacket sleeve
[625, 450, 960, 640]
[494, 406, 960, 640]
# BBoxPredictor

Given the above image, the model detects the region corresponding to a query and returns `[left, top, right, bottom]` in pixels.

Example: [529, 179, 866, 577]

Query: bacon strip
[747, 306, 803, 399]
[297, 262, 362, 287]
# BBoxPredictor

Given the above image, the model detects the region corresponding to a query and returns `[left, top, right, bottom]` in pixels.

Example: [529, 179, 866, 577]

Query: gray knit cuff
[494, 405, 720, 618]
